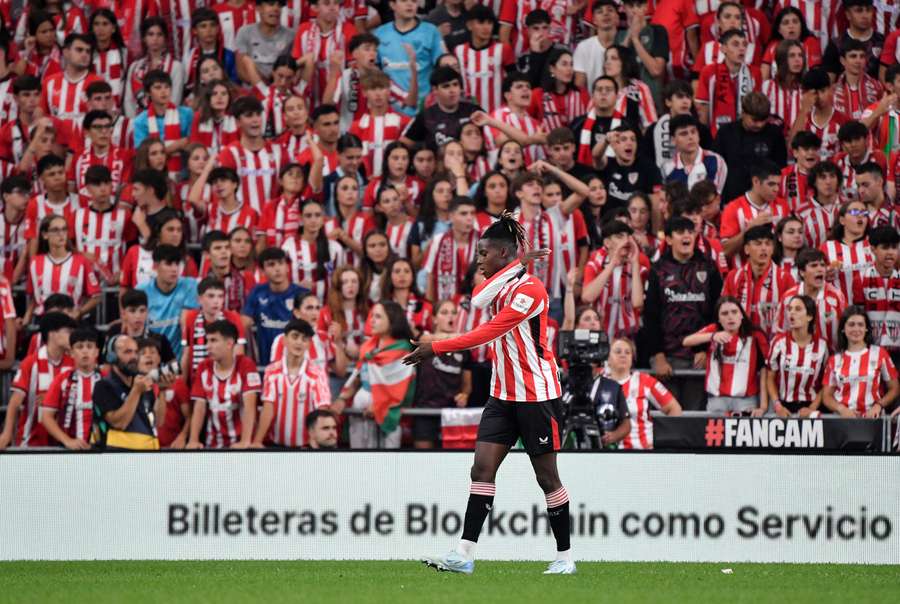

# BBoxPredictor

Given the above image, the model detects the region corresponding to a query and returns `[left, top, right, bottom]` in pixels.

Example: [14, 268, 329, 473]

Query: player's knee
[535, 471, 562, 494]
[470, 460, 496, 483]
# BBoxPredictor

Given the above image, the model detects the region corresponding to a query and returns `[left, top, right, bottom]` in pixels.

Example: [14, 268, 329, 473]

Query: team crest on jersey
[628, 172, 639, 185]
[247, 372, 261, 388]
[285, 299, 294, 311]
[697, 270, 707, 283]
[600, 390, 611, 403]
[511, 293, 534, 314]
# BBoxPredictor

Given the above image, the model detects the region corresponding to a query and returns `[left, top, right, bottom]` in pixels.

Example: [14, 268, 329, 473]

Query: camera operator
[587, 372, 632, 448]
[92, 335, 171, 450]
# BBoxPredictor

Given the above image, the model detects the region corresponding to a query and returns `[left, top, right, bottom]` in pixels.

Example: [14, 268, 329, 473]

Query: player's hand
[402, 341, 435, 365]
[520, 247, 550, 266]
[64, 437, 91, 451]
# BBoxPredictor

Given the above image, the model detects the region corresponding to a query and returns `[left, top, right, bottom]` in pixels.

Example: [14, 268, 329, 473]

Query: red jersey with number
[190, 355, 261, 448]
[432, 260, 562, 402]
[824, 345, 898, 414]
[261, 357, 331, 447]
[42, 368, 101, 442]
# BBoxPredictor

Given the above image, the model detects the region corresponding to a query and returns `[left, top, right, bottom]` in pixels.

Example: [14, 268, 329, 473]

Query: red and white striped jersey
[778, 164, 810, 212]
[335, 211, 375, 266]
[768, 333, 829, 403]
[27, 253, 101, 314]
[484, 106, 546, 166]
[833, 74, 884, 121]
[516, 208, 559, 296]
[774, 0, 840, 50]
[69, 145, 133, 195]
[190, 355, 262, 449]
[361, 175, 422, 210]
[0, 211, 26, 282]
[42, 368, 101, 442]
[499, 0, 540, 55]
[182, 309, 248, 374]
[276, 129, 310, 159]
[216, 141, 285, 214]
[91, 46, 127, 105]
[23, 193, 87, 240]
[803, 108, 850, 160]
[291, 21, 356, 105]
[612, 370, 674, 450]
[454, 41, 516, 114]
[384, 217, 418, 260]
[701, 324, 769, 397]
[0, 277, 15, 358]
[253, 81, 309, 139]
[260, 195, 302, 248]
[432, 260, 562, 402]
[190, 116, 240, 156]
[719, 194, 789, 270]
[795, 198, 839, 250]
[761, 36, 823, 76]
[71, 205, 135, 278]
[318, 305, 366, 348]
[723, 262, 797, 335]
[824, 345, 898, 414]
[206, 201, 259, 238]
[773, 282, 847, 352]
[10, 346, 75, 447]
[528, 86, 591, 134]
[40, 72, 103, 121]
[762, 79, 801, 136]
[211, 1, 257, 51]
[867, 202, 900, 232]
[833, 150, 888, 201]
[423, 230, 478, 302]
[453, 294, 492, 364]
[281, 235, 345, 300]
[547, 205, 588, 294]
[583, 246, 651, 340]
[852, 266, 900, 350]
[348, 111, 412, 178]
[262, 356, 331, 448]
[820, 239, 874, 307]
[872, 0, 899, 36]
[269, 330, 334, 375]
[0, 79, 16, 123]
[333, 67, 409, 130]
[694, 39, 758, 73]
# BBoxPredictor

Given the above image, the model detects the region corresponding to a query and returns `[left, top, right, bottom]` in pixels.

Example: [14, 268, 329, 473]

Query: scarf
[92, 45, 126, 97]
[577, 109, 596, 166]
[300, 21, 346, 99]
[131, 53, 174, 113]
[432, 231, 478, 302]
[712, 62, 754, 134]
[194, 115, 239, 152]
[357, 336, 415, 434]
[146, 103, 183, 178]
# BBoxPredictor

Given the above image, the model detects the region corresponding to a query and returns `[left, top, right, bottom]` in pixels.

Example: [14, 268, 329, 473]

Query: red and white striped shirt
[528, 86, 590, 134]
[71, 205, 135, 278]
[0, 79, 16, 123]
[281, 235, 345, 300]
[23, 193, 87, 240]
[613, 80, 659, 132]
[833, 74, 884, 121]
[796, 198, 839, 249]
[260, 195, 302, 248]
[40, 71, 103, 121]
[70, 145, 132, 195]
[254, 81, 308, 139]
[10, 346, 75, 447]
[694, 39, 758, 73]
[262, 356, 331, 448]
[190, 116, 240, 156]
[723, 262, 797, 335]
[762, 79, 801, 136]
[773, 282, 847, 352]
[91, 46, 127, 105]
[498, 0, 540, 55]
[516, 208, 558, 296]
[348, 111, 411, 178]
[27, 253, 101, 314]
[484, 106, 546, 166]
[432, 260, 562, 402]
[0, 277, 15, 358]
[335, 211, 375, 266]
[719, 194, 789, 270]
[276, 129, 310, 159]
[212, 1, 257, 51]
[206, 201, 259, 238]
[423, 230, 478, 302]
[190, 355, 262, 449]
[216, 141, 285, 214]
[701, 325, 769, 397]
[778, 164, 810, 212]
[820, 239, 874, 307]
[384, 218, 417, 260]
[852, 266, 900, 350]
[42, 368, 101, 442]
[613, 370, 674, 450]
[583, 247, 651, 340]
[454, 41, 515, 114]
[824, 345, 898, 414]
[768, 333, 829, 403]
[182, 309, 248, 374]
[453, 294, 492, 364]
[291, 21, 356, 105]
[804, 108, 850, 160]
[774, 0, 840, 50]
[0, 211, 26, 282]
[269, 330, 335, 373]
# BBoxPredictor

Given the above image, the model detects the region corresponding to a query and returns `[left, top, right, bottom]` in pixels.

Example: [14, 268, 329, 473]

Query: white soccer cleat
[543, 559, 577, 575]
[422, 551, 475, 575]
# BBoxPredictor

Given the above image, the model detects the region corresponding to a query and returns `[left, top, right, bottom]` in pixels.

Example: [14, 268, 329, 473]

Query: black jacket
[715, 121, 787, 203]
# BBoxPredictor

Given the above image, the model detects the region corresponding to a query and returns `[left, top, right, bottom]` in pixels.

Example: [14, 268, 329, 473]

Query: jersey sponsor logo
[511, 293, 534, 314]
[247, 372, 261, 388]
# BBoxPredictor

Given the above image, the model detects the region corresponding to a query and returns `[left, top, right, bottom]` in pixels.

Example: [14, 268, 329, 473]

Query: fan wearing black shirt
[596, 124, 663, 213]
[401, 66, 483, 149]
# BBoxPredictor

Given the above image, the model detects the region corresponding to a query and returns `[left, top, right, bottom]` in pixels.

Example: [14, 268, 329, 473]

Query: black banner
[653, 416, 885, 452]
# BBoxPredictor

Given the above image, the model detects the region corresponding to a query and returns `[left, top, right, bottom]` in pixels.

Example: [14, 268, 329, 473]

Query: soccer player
[254, 319, 332, 448]
[0, 312, 76, 450]
[41, 326, 102, 450]
[404, 214, 575, 575]
[181, 277, 247, 378]
[187, 320, 261, 449]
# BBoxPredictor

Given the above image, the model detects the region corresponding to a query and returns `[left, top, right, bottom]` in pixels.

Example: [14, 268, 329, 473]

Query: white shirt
[573, 36, 608, 92]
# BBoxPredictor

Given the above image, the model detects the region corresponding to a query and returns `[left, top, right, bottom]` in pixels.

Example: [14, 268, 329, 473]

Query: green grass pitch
[0, 561, 898, 603]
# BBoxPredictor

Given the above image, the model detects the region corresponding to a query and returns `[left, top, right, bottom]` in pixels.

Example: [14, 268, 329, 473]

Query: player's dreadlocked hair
[481, 211, 526, 255]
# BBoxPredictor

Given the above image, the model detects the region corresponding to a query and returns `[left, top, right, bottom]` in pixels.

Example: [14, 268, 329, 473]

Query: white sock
[455, 539, 476, 561]
[555, 549, 573, 563]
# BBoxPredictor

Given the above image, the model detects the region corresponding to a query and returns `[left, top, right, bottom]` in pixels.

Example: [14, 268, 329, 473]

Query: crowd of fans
[0, 0, 899, 452]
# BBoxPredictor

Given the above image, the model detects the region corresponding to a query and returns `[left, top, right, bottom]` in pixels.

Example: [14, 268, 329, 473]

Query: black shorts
[477, 396, 563, 456]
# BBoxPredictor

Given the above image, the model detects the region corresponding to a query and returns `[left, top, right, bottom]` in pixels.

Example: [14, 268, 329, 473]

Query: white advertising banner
[0, 452, 898, 563]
